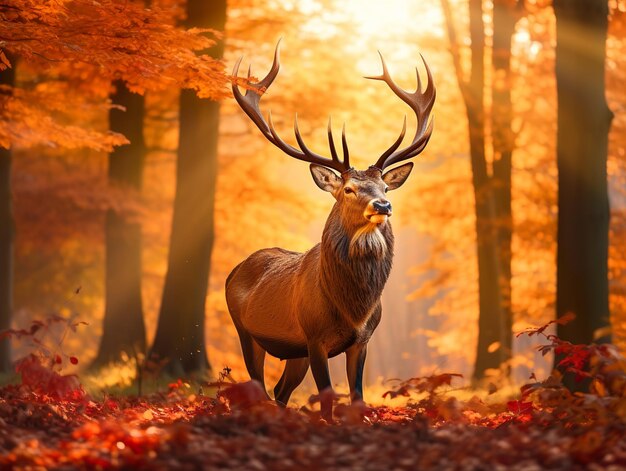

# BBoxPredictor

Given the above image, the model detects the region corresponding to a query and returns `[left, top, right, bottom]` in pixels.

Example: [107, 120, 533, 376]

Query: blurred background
[1, 0, 625, 395]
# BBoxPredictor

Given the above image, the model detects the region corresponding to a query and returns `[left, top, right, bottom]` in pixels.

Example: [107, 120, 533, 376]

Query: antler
[232, 41, 352, 174]
[366, 53, 436, 171]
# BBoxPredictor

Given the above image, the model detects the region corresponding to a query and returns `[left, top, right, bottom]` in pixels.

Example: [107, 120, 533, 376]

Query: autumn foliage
[0, 0, 227, 150]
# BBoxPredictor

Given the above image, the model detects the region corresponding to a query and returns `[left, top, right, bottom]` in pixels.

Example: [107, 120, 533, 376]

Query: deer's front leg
[308, 342, 333, 421]
[346, 343, 367, 403]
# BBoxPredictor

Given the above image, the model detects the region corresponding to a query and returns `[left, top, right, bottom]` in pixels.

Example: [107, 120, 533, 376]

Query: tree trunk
[0, 59, 15, 373]
[92, 80, 147, 367]
[490, 0, 521, 373]
[464, 0, 506, 382]
[442, 0, 521, 381]
[149, 0, 226, 377]
[554, 0, 612, 375]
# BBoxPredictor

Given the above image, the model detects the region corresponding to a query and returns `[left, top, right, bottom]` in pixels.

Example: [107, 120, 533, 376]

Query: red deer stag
[226, 43, 435, 420]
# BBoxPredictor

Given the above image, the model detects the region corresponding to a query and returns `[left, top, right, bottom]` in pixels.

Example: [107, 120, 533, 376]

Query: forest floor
[1, 371, 626, 470]
[1, 315, 626, 470]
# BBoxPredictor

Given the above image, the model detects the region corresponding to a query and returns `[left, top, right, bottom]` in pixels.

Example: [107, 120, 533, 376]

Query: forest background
[1, 0, 625, 396]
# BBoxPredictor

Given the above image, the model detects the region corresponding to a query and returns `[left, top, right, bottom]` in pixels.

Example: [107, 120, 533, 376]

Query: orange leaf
[487, 341, 501, 353]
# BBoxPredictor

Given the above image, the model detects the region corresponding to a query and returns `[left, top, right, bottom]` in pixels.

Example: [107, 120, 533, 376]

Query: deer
[226, 42, 435, 420]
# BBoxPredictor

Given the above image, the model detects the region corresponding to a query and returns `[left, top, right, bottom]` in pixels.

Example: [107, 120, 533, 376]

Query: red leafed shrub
[382, 373, 464, 423]
[518, 313, 626, 392]
[15, 354, 85, 401]
[383, 373, 463, 400]
[1, 314, 87, 401]
[516, 314, 626, 426]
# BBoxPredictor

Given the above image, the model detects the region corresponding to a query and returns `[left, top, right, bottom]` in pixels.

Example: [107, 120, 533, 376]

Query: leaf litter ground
[1, 374, 626, 470]
[2, 314, 626, 470]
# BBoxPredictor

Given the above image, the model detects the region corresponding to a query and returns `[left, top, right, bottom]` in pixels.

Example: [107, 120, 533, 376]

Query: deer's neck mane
[319, 206, 394, 325]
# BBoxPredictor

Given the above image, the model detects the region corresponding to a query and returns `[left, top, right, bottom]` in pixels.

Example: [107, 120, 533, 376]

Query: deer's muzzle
[365, 199, 392, 224]
[372, 200, 392, 215]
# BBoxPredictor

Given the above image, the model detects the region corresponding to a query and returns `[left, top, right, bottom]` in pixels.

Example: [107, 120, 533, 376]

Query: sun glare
[339, 0, 445, 73]
[345, 0, 414, 36]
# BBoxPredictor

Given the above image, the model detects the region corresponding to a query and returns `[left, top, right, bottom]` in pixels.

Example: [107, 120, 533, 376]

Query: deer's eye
[344, 187, 355, 195]
[384, 186, 389, 193]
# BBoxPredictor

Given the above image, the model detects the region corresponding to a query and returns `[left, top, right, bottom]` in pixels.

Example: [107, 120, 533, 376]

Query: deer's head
[233, 41, 435, 235]
[309, 163, 412, 230]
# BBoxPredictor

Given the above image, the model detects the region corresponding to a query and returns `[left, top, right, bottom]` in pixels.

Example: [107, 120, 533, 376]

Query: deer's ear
[382, 162, 414, 190]
[310, 164, 342, 193]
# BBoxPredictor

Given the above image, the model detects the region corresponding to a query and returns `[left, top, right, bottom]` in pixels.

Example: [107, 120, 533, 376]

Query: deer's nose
[372, 200, 392, 215]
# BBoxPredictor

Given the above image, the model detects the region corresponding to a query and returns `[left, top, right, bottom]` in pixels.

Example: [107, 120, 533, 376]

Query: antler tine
[341, 123, 350, 170]
[232, 44, 281, 139]
[327, 117, 340, 164]
[366, 52, 436, 170]
[262, 111, 343, 174]
[267, 110, 305, 156]
[415, 62, 423, 94]
[232, 41, 352, 174]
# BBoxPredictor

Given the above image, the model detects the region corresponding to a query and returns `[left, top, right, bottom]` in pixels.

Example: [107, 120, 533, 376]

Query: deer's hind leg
[235, 326, 270, 399]
[274, 357, 309, 406]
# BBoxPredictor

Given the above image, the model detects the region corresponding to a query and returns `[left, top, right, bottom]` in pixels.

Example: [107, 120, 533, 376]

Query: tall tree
[149, 0, 227, 376]
[554, 0, 613, 357]
[92, 80, 147, 367]
[0, 57, 15, 373]
[441, 0, 523, 381]
[1, 0, 225, 370]
[490, 0, 524, 376]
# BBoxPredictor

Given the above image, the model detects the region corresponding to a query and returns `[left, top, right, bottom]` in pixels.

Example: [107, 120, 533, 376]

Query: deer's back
[225, 246, 318, 354]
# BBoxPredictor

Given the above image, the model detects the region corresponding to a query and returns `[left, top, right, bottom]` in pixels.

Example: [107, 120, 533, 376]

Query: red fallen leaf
[104, 398, 119, 410]
[69, 356, 79, 365]
[168, 379, 183, 390]
[219, 380, 267, 408]
[55, 354, 62, 364]
[506, 400, 533, 414]
[373, 405, 416, 423]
